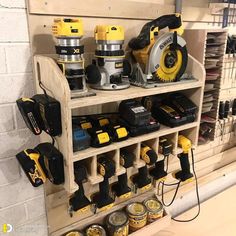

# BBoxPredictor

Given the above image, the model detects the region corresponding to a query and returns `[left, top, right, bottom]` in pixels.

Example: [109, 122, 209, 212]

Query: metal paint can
[106, 211, 129, 236]
[86, 224, 107, 236]
[65, 231, 84, 236]
[143, 198, 164, 223]
[126, 202, 147, 232]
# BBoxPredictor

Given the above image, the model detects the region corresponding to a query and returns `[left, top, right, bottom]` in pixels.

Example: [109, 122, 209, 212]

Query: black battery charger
[16, 94, 62, 136]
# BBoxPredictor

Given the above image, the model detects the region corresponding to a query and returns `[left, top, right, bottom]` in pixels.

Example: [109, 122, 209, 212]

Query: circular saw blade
[156, 48, 183, 82]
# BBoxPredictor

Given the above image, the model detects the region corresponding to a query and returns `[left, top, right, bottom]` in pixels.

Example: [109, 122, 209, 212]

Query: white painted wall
[0, 1, 47, 235]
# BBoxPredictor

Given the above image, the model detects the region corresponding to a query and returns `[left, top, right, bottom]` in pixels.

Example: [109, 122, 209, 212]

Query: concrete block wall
[0, 1, 47, 235]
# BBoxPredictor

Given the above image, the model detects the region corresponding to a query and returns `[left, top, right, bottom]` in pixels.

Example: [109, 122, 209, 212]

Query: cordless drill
[92, 156, 115, 211]
[69, 163, 91, 216]
[150, 138, 172, 180]
[112, 150, 135, 199]
[174, 135, 193, 182]
[133, 144, 157, 191]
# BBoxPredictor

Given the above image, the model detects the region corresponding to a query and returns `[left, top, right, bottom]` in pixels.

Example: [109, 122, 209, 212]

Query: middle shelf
[73, 121, 199, 162]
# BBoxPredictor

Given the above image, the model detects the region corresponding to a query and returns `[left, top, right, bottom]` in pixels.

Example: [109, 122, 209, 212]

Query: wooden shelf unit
[34, 54, 205, 235]
[184, 29, 228, 143]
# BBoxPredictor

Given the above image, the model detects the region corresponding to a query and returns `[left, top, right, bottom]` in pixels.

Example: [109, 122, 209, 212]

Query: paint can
[106, 211, 129, 236]
[143, 198, 164, 223]
[126, 202, 147, 232]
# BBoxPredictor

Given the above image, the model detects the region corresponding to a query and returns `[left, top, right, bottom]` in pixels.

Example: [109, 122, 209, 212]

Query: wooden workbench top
[157, 186, 236, 236]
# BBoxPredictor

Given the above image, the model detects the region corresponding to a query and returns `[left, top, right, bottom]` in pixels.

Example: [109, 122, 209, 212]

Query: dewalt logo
[2, 223, 13, 233]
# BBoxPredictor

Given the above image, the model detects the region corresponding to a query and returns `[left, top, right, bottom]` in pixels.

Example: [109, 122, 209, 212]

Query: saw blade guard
[147, 32, 188, 82]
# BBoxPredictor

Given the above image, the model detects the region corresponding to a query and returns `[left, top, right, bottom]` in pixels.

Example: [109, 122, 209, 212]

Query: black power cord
[160, 148, 201, 222]
[171, 148, 201, 222]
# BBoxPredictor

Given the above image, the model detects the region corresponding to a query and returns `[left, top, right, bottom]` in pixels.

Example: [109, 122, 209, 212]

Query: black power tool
[174, 135, 193, 182]
[133, 144, 157, 191]
[16, 95, 62, 136]
[92, 156, 115, 211]
[112, 150, 135, 199]
[150, 138, 172, 180]
[69, 163, 91, 216]
[16, 143, 64, 187]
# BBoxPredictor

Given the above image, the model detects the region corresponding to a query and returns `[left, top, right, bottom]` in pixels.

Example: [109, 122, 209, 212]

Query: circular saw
[129, 14, 188, 87]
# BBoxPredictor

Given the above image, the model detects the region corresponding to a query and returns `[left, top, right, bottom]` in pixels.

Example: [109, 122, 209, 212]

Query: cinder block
[5, 44, 32, 73]
[0, 204, 27, 226]
[0, 10, 29, 42]
[0, 157, 20, 186]
[0, 46, 7, 74]
[14, 215, 48, 236]
[0, 129, 38, 159]
[0, 0, 26, 8]
[14, 103, 26, 129]
[0, 104, 15, 132]
[0, 73, 35, 104]
[0, 175, 44, 209]
[25, 196, 46, 220]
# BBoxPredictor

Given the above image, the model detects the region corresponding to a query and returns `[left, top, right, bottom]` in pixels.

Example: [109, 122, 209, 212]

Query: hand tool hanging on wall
[86, 25, 130, 90]
[150, 138, 173, 181]
[16, 149, 47, 187]
[35, 143, 64, 185]
[92, 156, 115, 211]
[16, 95, 62, 136]
[112, 150, 135, 199]
[52, 18, 95, 98]
[219, 101, 226, 140]
[69, 163, 91, 216]
[128, 14, 189, 88]
[132, 144, 157, 192]
[16, 143, 64, 187]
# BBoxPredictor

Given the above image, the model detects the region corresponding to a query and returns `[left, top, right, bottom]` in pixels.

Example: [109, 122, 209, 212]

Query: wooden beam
[28, 0, 174, 20]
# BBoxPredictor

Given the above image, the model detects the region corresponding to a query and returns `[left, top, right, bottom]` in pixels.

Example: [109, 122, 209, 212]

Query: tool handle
[129, 14, 182, 50]
[178, 153, 191, 175]
[155, 160, 165, 170]
[219, 101, 225, 120]
[99, 178, 110, 199]
[232, 99, 236, 116]
[118, 173, 128, 188]
[224, 101, 230, 118]
[138, 165, 148, 177]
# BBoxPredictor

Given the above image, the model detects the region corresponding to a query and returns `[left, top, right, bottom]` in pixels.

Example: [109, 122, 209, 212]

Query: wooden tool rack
[34, 54, 205, 235]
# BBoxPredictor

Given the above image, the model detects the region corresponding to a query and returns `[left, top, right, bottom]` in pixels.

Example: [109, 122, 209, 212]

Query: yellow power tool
[52, 18, 95, 98]
[86, 25, 131, 90]
[174, 135, 193, 182]
[129, 14, 188, 88]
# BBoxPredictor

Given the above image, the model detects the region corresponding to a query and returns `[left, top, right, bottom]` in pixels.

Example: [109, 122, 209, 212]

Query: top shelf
[34, 54, 205, 110]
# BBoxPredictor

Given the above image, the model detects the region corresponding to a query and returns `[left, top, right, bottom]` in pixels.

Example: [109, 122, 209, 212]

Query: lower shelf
[50, 190, 171, 236]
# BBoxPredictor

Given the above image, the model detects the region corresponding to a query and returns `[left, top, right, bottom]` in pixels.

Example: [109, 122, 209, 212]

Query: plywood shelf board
[73, 122, 199, 162]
